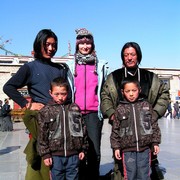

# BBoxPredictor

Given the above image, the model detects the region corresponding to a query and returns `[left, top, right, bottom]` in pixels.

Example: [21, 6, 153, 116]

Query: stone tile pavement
[0, 117, 180, 180]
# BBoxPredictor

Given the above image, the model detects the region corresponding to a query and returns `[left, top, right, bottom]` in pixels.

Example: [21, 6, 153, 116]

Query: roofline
[142, 67, 180, 71]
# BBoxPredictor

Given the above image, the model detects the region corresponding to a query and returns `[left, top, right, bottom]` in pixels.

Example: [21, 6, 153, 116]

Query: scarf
[74, 52, 98, 76]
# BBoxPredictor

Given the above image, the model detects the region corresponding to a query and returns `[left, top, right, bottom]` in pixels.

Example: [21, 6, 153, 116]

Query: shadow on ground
[0, 145, 21, 155]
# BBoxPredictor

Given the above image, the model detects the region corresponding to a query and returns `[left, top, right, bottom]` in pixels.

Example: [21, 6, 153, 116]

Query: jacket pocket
[140, 110, 153, 135]
[119, 116, 131, 137]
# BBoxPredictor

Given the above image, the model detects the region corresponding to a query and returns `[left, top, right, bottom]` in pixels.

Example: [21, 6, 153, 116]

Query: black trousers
[79, 112, 103, 180]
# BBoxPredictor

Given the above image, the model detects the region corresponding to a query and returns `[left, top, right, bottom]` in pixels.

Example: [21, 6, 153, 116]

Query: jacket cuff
[42, 154, 51, 160]
[153, 110, 159, 121]
[106, 109, 115, 119]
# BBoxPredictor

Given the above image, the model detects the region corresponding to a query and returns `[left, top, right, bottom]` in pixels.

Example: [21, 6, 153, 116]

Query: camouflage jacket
[37, 101, 88, 159]
[111, 99, 161, 152]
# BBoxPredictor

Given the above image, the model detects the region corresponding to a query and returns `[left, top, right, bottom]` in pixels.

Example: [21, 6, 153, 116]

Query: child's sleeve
[110, 107, 121, 150]
[37, 107, 51, 159]
[151, 105, 161, 145]
[81, 118, 89, 152]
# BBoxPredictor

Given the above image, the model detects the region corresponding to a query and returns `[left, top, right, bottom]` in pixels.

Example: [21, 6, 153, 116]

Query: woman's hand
[26, 102, 44, 110]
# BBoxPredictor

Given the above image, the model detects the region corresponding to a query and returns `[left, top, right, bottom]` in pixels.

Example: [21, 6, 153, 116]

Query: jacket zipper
[84, 65, 87, 113]
[62, 105, 67, 156]
[132, 104, 139, 151]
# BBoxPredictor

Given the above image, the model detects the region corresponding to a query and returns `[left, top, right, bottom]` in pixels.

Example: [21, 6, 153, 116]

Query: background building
[0, 55, 180, 114]
[146, 67, 180, 103]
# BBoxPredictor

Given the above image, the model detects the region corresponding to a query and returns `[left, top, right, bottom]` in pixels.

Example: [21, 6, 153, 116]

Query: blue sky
[1, 0, 180, 70]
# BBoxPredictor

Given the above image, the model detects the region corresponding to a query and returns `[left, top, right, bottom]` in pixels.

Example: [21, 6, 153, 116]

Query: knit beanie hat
[74, 28, 98, 76]
[75, 28, 95, 53]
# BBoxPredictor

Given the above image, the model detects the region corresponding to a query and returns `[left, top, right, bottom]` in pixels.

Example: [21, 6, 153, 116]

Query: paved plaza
[0, 117, 180, 180]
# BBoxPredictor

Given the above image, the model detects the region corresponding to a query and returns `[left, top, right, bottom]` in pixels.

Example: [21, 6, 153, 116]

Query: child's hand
[153, 145, 160, 155]
[43, 157, 52, 167]
[115, 149, 122, 160]
[79, 152, 85, 160]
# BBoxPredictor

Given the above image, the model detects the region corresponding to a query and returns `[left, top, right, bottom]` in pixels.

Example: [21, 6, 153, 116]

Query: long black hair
[33, 29, 58, 59]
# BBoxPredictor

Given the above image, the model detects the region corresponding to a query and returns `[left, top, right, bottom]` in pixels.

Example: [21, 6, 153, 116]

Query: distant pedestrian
[1, 99, 13, 131]
[173, 101, 179, 119]
[165, 101, 172, 119]
[0, 100, 3, 131]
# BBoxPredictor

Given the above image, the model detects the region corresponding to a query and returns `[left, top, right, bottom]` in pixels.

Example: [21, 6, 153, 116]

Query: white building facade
[0, 55, 180, 109]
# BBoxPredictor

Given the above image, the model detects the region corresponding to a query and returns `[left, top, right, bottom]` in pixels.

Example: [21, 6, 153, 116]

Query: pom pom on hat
[75, 28, 95, 53]
[75, 28, 93, 37]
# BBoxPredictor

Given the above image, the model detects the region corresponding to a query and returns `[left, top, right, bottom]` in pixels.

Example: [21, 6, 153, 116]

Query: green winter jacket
[23, 109, 50, 180]
[101, 68, 169, 120]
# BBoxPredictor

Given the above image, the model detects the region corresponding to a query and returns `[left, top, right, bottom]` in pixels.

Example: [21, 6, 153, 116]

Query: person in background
[173, 101, 179, 119]
[37, 77, 88, 180]
[165, 100, 172, 119]
[3, 29, 72, 180]
[111, 78, 161, 180]
[0, 100, 3, 131]
[101, 42, 169, 180]
[67, 28, 109, 180]
[1, 98, 13, 131]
